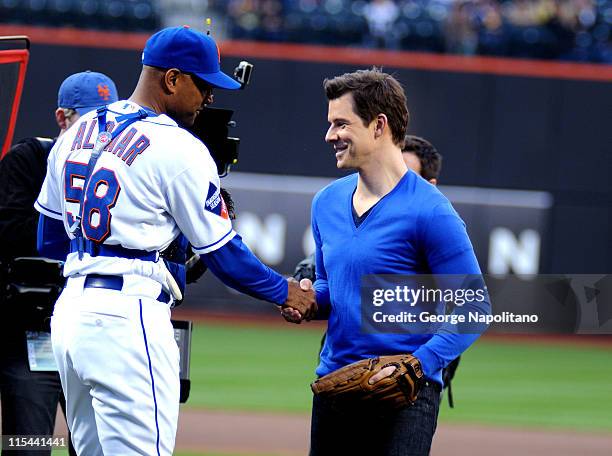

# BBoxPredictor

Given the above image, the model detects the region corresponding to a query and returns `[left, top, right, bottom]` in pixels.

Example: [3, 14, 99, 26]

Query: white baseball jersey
[36, 100, 235, 283]
[38, 100, 235, 455]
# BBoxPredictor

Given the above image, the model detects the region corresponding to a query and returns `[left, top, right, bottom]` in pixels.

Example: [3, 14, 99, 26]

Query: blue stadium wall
[11, 39, 612, 277]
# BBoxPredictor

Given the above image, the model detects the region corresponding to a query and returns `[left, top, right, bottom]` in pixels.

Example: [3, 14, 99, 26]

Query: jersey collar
[107, 100, 178, 128]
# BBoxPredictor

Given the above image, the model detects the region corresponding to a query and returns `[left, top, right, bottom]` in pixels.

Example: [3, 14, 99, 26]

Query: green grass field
[189, 321, 612, 433]
[49, 321, 611, 455]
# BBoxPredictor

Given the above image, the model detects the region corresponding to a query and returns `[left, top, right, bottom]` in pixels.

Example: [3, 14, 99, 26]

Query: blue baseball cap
[142, 26, 241, 90]
[58, 71, 119, 115]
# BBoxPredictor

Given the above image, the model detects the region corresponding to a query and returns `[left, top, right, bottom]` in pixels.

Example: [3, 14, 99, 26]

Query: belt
[83, 274, 171, 304]
[70, 239, 158, 261]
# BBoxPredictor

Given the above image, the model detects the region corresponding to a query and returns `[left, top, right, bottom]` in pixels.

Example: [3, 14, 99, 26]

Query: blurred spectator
[476, 0, 510, 55]
[228, 0, 262, 38]
[444, 1, 479, 54]
[363, 0, 401, 48]
[227, 0, 285, 40]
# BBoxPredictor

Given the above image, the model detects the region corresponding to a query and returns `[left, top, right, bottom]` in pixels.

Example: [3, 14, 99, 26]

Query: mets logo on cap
[97, 83, 112, 101]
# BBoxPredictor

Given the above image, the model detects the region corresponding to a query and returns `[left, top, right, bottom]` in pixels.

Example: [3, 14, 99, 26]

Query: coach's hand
[281, 278, 316, 323]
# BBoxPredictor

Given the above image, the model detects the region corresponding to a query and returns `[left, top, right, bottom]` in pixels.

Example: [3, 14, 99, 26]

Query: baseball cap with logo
[142, 26, 241, 90]
[58, 71, 119, 115]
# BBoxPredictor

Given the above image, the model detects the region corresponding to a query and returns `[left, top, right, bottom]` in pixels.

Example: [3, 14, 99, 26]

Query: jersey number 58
[64, 162, 121, 243]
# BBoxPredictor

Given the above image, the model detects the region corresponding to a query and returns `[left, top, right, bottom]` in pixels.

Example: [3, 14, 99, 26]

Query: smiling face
[325, 92, 377, 170]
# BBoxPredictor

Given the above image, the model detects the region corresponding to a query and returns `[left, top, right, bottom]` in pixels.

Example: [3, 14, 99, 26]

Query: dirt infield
[47, 407, 612, 455]
[175, 408, 612, 456]
[176, 408, 612, 456]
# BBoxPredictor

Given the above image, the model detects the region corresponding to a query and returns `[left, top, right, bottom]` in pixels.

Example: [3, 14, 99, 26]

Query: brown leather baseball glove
[311, 354, 424, 410]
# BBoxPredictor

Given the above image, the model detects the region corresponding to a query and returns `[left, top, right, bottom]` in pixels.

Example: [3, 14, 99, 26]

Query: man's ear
[429, 178, 438, 186]
[163, 68, 182, 94]
[55, 108, 68, 131]
[374, 114, 387, 139]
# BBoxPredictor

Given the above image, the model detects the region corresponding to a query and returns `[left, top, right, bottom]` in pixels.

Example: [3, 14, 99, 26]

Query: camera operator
[0, 71, 117, 456]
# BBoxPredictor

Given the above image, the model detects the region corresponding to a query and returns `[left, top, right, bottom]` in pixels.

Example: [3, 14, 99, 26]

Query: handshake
[281, 278, 316, 323]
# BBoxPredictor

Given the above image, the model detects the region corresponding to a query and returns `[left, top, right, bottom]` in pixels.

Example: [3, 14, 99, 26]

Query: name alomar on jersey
[70, 118, 151, 166]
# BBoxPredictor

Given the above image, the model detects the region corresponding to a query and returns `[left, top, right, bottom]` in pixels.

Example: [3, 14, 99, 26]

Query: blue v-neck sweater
[312, 171, 490, 385]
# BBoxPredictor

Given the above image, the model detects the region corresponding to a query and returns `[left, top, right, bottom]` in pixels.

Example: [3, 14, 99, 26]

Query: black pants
[0, 332, 76, 456]
[310, 382, 441, 456]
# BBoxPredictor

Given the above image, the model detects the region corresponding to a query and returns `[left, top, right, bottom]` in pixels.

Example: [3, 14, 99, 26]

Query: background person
[401, 134, 442, 185]
[0, 70, 117, 456]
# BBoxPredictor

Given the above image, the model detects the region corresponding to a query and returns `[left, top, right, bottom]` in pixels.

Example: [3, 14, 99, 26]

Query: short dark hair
[402, 135, 442, 181]
[323, 68, 409, 147]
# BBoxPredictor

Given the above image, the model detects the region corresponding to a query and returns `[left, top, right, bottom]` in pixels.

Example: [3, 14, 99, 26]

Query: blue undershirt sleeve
[412, 202, 491, 381]
[37, 214, 70, 261]
[312, 203, 331, 319]
[202, 234, 288, 305]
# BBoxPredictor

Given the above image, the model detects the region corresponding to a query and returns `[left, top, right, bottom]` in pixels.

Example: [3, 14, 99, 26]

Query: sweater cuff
[276, 279, 289, 305]
[412, 345, 442, 380]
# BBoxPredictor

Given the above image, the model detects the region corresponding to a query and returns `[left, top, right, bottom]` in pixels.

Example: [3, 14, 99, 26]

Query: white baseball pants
[51, 276, 180, 455]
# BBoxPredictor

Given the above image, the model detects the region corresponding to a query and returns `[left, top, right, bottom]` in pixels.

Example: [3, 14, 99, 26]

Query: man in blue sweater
[290, 68, 490, 455]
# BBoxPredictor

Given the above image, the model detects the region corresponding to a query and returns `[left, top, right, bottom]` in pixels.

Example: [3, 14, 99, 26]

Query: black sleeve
[0, 139, 48, 259]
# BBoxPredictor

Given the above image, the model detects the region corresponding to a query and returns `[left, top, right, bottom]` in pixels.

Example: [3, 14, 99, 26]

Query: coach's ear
[55, 108, 68, 131]
[373, 113, 387, 140]
[55, 108, 80, 134]
[55, 108, 81, 136]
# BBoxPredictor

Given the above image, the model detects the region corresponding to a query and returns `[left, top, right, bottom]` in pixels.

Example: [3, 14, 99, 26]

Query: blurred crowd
[0, 0, 160, 31]
[224, 0, 612, 62]
[1, 0, 610, 62]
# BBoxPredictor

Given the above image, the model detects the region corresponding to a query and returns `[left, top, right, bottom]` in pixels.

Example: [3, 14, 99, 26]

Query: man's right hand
[281, 278, 317, 322]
